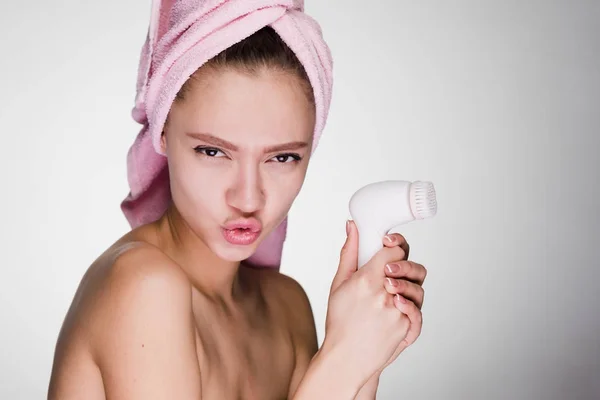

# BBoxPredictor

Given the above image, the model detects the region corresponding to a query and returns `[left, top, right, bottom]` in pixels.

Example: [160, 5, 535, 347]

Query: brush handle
[356, 226, 387, 268]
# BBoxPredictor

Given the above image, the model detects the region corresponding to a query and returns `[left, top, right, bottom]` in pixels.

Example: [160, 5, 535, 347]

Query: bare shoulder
[93, 241, 192, 309]
[85, 241, 192, 336]
[91, 242, 201, 397]
[50, 241, 201, 399]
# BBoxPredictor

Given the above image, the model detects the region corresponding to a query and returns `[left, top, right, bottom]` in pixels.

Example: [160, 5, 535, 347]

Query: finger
[361, 244, 406, 280]
[384, 278, 425, 309]
[385, 261, 427, 285]
[383, 233, 410, 259]
[394, 295, 423, 347]
[382, 236, 406, 261]
[331, 220, 359, 293]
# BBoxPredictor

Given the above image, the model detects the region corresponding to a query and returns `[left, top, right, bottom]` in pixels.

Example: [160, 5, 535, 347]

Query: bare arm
[90, 247, 202, 399]
[290, 337, 369, 399]
[353, 373, 381, 399]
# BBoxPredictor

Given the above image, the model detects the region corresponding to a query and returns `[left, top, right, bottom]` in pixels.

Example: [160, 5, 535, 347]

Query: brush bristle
[410, 181, 437, 219]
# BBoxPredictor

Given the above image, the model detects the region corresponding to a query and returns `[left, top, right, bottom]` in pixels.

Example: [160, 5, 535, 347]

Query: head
[159, 26, 316, 262]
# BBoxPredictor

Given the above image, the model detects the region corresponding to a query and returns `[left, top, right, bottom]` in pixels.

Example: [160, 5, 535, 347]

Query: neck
[154, 204, 243, 303]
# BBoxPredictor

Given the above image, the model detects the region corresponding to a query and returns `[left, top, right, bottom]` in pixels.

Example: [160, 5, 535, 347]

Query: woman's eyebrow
[186, 132, 308, 153]
[264, 141, 308, 153]
[186, 132, 238, 151]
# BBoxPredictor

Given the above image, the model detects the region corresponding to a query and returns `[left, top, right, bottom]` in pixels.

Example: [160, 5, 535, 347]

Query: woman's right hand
[321, 220, 421, 383]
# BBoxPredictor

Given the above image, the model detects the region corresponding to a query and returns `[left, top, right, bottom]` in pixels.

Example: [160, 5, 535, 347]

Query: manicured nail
[346, 220, 350, 235]
[384, 235, 394, 243]
[396, 294, 407, 304]
[386, 263, 399, 274]
[386, 278, 398, 287]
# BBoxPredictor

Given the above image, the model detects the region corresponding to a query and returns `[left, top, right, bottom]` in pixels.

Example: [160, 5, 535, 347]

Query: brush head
[410, 181, 437, 219]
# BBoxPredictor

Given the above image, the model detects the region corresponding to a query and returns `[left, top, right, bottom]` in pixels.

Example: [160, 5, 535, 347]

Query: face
[161, 67, 315, 262]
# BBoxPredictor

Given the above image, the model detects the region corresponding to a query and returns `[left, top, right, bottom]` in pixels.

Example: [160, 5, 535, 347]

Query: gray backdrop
[1, 1, 598, 399]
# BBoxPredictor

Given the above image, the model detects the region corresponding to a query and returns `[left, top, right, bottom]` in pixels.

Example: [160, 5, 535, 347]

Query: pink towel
[120, 0, 333, 269]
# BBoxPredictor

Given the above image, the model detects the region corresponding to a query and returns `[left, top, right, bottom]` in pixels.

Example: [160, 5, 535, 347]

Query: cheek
[263, 166, 307, 213]
[168, 154, 228, 216]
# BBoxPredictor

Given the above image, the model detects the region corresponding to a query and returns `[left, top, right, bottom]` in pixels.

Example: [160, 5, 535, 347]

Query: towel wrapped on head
[121, 0, 333, 269]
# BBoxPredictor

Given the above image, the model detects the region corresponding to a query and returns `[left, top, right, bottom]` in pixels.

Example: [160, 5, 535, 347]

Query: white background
[1, 1, 599, 399]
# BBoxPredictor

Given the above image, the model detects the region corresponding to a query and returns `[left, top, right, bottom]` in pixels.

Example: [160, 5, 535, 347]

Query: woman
[48, 2, 427, 399]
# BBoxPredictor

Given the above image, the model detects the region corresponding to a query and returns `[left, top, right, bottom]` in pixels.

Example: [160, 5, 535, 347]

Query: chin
[213, 245, 257, 263]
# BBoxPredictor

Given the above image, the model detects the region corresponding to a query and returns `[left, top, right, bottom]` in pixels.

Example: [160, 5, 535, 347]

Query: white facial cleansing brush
[348, 180, 437, 267]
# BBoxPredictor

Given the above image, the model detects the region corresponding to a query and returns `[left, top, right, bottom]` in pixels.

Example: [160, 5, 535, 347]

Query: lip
[221, 218, 263, 246]
[223, 218, 262, 232]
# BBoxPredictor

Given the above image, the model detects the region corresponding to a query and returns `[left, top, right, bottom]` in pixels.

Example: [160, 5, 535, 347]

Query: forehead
[169, 68, 315, 146]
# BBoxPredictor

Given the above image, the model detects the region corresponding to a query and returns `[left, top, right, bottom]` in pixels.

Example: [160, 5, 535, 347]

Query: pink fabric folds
[120, 0, 333, 269]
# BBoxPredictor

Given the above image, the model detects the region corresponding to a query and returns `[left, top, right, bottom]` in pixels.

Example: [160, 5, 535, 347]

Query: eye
[194, 146, 226, 158]
[271, 153, 302, 163]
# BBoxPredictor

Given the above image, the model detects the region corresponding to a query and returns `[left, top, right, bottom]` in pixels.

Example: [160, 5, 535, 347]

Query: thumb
[331, 220, 359, 293]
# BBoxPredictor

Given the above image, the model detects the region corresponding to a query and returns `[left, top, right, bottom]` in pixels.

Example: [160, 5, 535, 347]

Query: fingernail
[346, 220, 350, 235]
[384, 235, 394, 243]
[386, 263, 399, 274]
[396, 294, 407, 304]
[386, 278, 398, 287]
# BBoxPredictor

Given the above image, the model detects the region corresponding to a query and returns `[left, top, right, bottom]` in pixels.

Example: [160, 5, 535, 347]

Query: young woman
[48, 5, 428, 400]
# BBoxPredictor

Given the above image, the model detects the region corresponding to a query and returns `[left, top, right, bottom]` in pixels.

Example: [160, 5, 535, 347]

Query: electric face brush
[349, 181, 437, 267]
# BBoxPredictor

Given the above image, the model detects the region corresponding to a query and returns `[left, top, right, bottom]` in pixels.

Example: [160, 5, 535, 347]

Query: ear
[160, 130, 167, 153]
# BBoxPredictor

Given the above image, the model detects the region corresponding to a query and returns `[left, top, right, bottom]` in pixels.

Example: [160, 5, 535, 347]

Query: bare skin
[48, 215, 318, 400]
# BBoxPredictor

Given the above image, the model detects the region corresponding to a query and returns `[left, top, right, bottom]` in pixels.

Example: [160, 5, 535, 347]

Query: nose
[226, 164, 266, 214]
